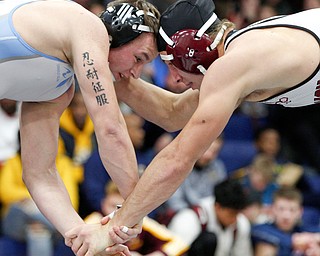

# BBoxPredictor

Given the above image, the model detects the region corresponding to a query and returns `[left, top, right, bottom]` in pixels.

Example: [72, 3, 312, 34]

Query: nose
[130, 64, 144, 79]
[168, 66, 183, 83]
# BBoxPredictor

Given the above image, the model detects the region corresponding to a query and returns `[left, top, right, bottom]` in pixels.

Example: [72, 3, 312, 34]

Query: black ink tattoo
[82, 52, 94, 66]
[92, 81, 104, 93]
[96, 94, 109, 106]
[86, 67, 99, 80]
[81, 52, 109, 106]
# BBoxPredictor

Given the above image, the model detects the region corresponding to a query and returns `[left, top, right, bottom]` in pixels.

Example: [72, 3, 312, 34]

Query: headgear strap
[159, 12, 223, 75]
[101, 3, 156, 48]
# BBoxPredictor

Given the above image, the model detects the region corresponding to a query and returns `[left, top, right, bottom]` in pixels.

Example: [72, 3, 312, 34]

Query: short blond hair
[250, 154, 276, 183]
[273, 187, 303, 205]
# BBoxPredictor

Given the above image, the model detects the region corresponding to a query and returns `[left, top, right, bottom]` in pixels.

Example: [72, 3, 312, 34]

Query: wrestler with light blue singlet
[0, 0, 160, 255]
[0, 4, 74, 101]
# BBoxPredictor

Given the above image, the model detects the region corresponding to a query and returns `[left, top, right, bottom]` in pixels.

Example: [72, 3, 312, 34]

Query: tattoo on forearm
[82, 52, 109, 106]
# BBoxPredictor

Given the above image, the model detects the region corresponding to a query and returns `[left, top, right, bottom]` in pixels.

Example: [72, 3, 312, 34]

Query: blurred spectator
[251, 187, 320, 256]
[168, 179, 253, 256]
[215, 0, 237, 19]
[302, 0, 320, 9]
[241, 192, 267, 225]
[59, 89, 96, 165]
[254, 127, 283, 162]
[267, 84, 320, 174]
[152, 132, 174, 157]
[228, 0, 262, 28]
[231, 154, 278, 222]
[164, 136, 226, 213]
[147, 0, 176, 14]
[222, 0, 299, 30]
[103, 0, 175, 14]
[262, 0, 297, 14]
[258, 3, 278, 19]
[0, 139, 80, 256]
[73, 0, 103, 12]
[239, 126, 320, 224]
[85, 181, 189, 256]
[87, 0, 104, 15]
[0, 99, 20, 234]
[254, 127, 304, 187]
[0, 99, 20, 166]
[233, 154, 279, 210]
[121, 106, 151, 173]
[78, 148, 111, 218]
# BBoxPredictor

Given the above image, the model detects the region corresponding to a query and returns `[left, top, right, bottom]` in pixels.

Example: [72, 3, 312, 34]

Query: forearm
[23, 167, 84, 236]
[115, 78, 198, 132]
[115, 78, 174, 129]
[110, 141, 195, 227]
[96, 120, 139, 199]
[19, 100, 83, 237]
[109, 112, 222, 228]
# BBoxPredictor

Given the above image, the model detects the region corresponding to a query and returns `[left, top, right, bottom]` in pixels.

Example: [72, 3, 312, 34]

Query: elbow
[96, 124, 128, 156]
[22, 169, 31, 187]
[162, 123, 185, 133]
[158, 114, 184, 133]
[96, 119, 125, 139]
[161, 124, 179, 133]
[22, 167, 40, 188]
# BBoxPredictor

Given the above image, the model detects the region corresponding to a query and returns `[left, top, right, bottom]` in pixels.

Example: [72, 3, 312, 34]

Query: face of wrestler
[273, 198, 302, 232]
[162, 53, 204, 90]
[109, 33, 158, 81]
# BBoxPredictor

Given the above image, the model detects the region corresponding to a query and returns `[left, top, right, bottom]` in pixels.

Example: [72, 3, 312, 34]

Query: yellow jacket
[59, 108, 95, 163]
[0, 153, 82, 216]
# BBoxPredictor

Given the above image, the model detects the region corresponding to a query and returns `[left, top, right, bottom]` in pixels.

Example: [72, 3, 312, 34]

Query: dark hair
[253, 125, 279, 142]
[214, 179, 247, 210]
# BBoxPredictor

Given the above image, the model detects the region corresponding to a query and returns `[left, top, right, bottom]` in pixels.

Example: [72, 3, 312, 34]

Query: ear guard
[160, 12, 226, 75]
[100, 3, 155, 48]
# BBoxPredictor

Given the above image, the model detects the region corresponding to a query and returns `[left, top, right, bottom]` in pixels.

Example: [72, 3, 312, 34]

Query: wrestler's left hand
[100, 216, 142, 244]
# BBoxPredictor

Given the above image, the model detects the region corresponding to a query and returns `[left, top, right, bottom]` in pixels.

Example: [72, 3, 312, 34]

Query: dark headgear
[101, 3, 155, 48]
[158, 0, 225, 74]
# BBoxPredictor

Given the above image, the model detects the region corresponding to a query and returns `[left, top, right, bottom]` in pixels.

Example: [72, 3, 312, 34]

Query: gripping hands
[64, 207, 142, 256]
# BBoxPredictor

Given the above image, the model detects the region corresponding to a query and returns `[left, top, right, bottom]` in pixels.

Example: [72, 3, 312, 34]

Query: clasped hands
[292, 232, 320, 256]
[65, 215, 142, 256]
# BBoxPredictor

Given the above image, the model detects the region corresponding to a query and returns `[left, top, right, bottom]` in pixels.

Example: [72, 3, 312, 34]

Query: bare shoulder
[217, 27, 320, 100]
[13, 0, 107, 61]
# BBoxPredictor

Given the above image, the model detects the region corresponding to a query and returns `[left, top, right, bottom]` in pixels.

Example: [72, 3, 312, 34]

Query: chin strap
[197, 65, 207, 75]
